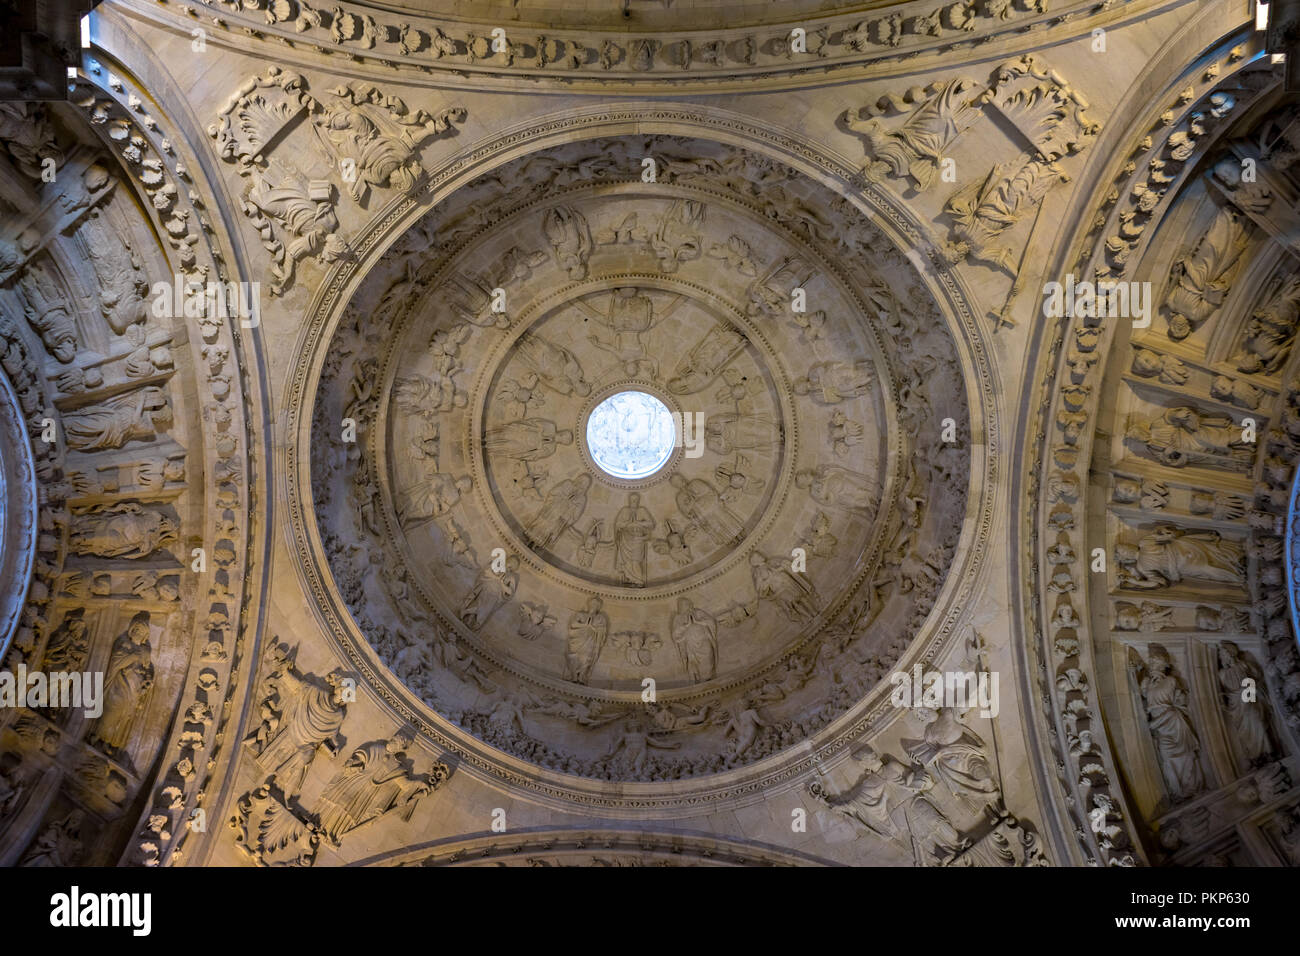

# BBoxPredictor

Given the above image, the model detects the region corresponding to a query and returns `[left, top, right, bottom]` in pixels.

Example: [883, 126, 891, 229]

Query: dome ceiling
[309, 133, 972, 783]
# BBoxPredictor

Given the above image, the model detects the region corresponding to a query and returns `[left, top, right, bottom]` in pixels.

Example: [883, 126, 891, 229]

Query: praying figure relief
[669, 597, 718, 683]
[612, 493, 655, 586]
[314, 732, 449, 846]
[89, 612, 154, 761]
[244, 645, 349, 799]
[1115, 524, 1245, 589]
[1216, 642, 1277, 767]
[1129, 645, 1205, 802]
[563, 597, 609, 684]
[1125, 406, 1253, 470]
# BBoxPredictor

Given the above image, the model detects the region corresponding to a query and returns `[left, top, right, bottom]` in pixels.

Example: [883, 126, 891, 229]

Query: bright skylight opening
[586, 391, 676, 479]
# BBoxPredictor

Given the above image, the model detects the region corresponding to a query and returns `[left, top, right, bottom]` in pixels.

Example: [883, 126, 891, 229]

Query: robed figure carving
[315, 733, 449, 845]
[245, 646, 350, 799]
[670, 598, 718, 683]
[89, 611, 155, 759]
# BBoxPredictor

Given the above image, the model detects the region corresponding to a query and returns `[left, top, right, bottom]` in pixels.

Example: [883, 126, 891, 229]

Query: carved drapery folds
[842, 54, 1099, 279]
[231, 643, 451, 866]
[0, 80, 222, 865]
[209, 67, 464, 294]
[809, 695, 1046, 867]
[1026, 43, 1300, 866]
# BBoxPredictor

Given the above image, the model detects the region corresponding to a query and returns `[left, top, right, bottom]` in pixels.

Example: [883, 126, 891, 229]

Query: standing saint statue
[89, 611, 154, 759]
[526, 474, 592, 550]
[669, 473, 744, 546]
[612, 493, 655, 586]
[1217, 642, 1276, 767]
[669, 597, 719, 683]
[484, 418, 573, 462]
[704, 412, 781, 454]
[1129, 646, 1205, 802]
[564, 597, 609, 684]
[1163, 204, 1249, 340]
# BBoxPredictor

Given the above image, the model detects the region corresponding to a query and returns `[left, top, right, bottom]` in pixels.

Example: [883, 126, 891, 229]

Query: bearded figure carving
[244, 647, 350, 799]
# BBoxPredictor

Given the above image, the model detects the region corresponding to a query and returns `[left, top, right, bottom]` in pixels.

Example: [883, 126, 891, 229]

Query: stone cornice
[110, 0, 1182, 92]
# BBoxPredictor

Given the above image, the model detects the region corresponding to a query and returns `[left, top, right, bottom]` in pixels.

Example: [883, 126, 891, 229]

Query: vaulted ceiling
[0, 0, 1296, 868]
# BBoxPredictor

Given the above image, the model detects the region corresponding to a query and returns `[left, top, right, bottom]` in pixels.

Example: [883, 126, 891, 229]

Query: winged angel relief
[209, 67, 464, 294]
